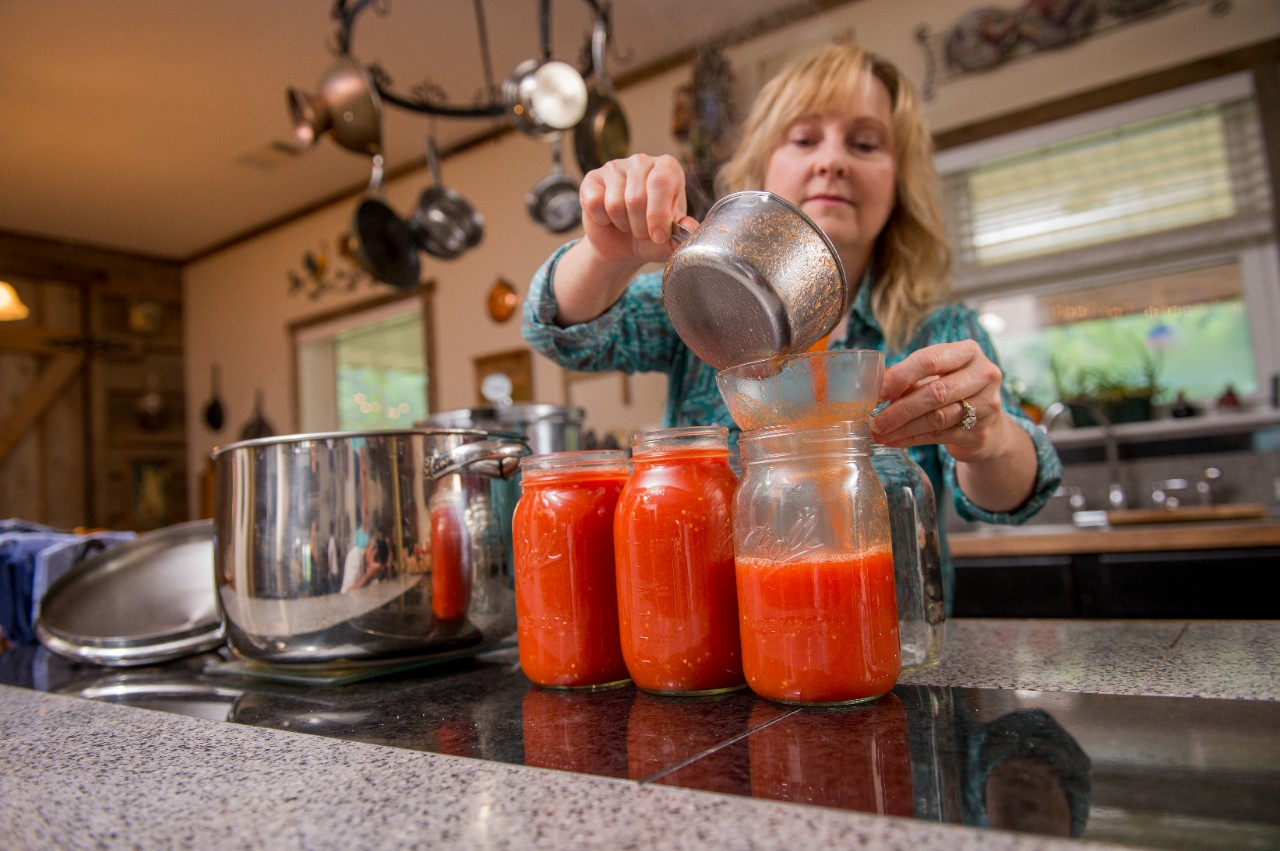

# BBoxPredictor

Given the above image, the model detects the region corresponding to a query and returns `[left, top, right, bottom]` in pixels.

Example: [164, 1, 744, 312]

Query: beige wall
[182, 0, 1280, 514]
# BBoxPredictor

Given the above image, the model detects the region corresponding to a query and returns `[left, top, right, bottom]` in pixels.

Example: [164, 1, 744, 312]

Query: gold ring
[959, 398, 978, 431]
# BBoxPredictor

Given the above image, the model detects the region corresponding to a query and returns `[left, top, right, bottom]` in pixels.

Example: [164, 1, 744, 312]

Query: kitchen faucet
[1040, 401, 1129, 511]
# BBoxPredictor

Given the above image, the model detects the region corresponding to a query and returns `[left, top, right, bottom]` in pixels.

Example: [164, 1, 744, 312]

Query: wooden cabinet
[954, 547, 1280, 618]
[0, 233, 185, 531]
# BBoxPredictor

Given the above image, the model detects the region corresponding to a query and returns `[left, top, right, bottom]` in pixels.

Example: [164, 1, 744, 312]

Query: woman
[522, 43, 1060, 609]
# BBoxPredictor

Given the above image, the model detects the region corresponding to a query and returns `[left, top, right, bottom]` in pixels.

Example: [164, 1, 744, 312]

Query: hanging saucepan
[574, 17, 630, 173]
[526, 137, 582, 234]
[662, 191, 848, 370]
[408, 135, 483, 260]
[503, 58, 588, 140]
[353, 155, 420, 290]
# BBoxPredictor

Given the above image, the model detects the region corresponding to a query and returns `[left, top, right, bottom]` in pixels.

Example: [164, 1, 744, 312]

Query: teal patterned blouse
[523, 241, 1063, 609]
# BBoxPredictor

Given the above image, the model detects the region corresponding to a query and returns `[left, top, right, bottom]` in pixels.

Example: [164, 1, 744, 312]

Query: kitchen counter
[950, 519, 1280, 557]
[3, 619, 1278, 850]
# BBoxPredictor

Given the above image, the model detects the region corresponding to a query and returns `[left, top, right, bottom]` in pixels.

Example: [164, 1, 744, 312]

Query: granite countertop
[950, 519, 1280, 558]
[3, 619, 1279, 850]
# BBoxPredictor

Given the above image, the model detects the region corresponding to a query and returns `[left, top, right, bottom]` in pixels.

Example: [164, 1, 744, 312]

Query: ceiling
[0, 0, 832, 264]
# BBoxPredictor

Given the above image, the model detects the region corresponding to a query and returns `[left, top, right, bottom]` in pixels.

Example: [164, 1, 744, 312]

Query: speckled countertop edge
[901, 619, 1279, 700]
[0, 686, 1103, 851]
[5, 618, 1276, 850]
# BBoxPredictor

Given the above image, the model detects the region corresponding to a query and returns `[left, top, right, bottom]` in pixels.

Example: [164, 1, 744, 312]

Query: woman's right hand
[579, 153, 692, 265]
[548, 154, 694, 326]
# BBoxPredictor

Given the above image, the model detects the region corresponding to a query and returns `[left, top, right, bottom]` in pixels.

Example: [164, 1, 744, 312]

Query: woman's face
[762, 73, 897, 278]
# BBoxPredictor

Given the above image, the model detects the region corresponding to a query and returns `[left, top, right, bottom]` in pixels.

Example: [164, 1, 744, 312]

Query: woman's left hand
[870, 340, 1013, 462]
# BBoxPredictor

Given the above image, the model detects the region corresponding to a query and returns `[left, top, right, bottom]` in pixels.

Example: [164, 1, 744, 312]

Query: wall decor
[486, 278, 519, 323]
[672, 46, 735, 219]
[915, 0, 1231, 100]
[287, 233, 379, 300]
[474, 349, 534, 405]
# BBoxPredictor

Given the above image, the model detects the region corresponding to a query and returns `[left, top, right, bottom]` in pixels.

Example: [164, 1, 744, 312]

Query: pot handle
[427, 439, 530, 481]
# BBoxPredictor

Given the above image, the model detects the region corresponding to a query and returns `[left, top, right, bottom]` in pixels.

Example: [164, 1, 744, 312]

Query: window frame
[933, 72, 1280, 408]
[288, 285, 437, 434]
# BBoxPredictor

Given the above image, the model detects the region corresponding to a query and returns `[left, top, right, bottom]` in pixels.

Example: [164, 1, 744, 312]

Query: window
[293, 293, 431, 432]
[936, 74, 1278, 411]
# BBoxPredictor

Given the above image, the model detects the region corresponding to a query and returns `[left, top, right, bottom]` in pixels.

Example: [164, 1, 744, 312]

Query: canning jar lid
[519, 449, 629, 477]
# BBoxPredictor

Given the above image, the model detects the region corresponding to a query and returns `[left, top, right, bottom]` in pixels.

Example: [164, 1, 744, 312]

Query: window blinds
[942, 97, 1271, 270]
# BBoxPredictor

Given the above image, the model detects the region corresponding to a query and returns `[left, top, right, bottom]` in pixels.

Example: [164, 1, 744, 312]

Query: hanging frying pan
[527, 137, 582, 233]
[574, 17, 630, 173]
[353, 155, 420, 290]
[409, 134, 484, 260]
[203, 364, 225, 431]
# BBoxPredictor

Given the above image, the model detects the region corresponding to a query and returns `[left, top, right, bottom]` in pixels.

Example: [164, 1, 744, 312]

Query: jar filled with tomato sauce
[513, 450, 632, 689]
[614, 425, 744, 696]
[735, 421, 899, 705]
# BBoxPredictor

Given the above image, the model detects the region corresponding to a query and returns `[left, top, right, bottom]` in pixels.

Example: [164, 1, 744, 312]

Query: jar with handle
[871, 444, 945, 671]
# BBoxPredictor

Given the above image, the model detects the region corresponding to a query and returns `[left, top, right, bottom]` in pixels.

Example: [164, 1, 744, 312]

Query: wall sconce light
[0, 280, 30, 321]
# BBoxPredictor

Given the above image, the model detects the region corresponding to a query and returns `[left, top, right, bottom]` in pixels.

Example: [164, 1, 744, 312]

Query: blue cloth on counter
[0, 519, 62, 535]
[1, 532, 73, 645]
[0, 527, 135, 646]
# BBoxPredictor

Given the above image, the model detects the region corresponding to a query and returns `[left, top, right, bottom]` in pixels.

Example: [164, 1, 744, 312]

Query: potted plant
[1050, 338, 1160, 426]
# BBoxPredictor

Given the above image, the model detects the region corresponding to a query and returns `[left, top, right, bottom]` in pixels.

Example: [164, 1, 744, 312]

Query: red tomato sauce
[736, 548, 900, 704]
[614, 448, 743, 695]
[514, 468, 630, 689]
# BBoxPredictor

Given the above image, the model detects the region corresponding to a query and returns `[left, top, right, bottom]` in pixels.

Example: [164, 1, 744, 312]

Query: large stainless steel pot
[420, 404, 584, 455]
[211, 429, 529, 666]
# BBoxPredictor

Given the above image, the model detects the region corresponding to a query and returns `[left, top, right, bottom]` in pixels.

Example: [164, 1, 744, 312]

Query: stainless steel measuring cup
[661, 191, 848, 370]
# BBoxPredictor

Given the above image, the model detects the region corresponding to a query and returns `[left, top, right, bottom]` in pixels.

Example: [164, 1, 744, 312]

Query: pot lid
[35, 519, 225, 667]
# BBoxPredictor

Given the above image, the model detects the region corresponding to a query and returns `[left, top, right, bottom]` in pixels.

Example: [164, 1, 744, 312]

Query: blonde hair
[716, 44, 952, 352]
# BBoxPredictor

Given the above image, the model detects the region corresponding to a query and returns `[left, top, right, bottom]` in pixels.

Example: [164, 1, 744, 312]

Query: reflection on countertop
[2, 619, 1279, 851]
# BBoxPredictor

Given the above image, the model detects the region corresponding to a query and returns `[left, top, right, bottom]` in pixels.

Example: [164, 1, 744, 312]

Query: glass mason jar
[735, 421, 899, 705]
[871, 445, 946, 671]
[513, 450, 631, 689]
[614, 425, 744, 696]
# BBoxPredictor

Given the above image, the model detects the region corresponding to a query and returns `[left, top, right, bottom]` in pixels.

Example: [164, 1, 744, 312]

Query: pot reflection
[748, 694, 914, 815]
[521, 685, 632, 777]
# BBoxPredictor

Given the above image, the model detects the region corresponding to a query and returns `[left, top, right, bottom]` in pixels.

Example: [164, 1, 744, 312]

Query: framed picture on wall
[129, 458, 176, 531]
[473, 349, 533, 405]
